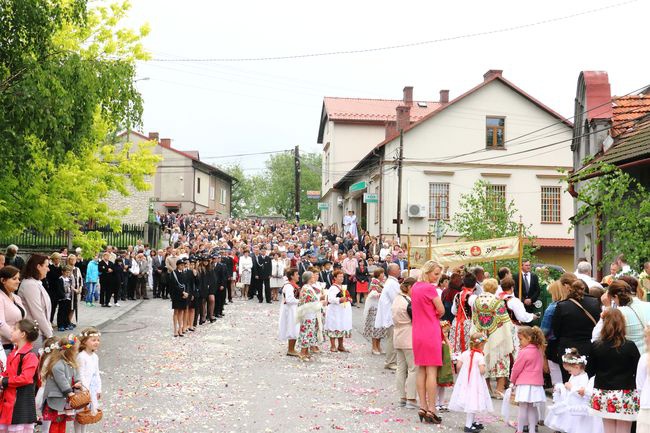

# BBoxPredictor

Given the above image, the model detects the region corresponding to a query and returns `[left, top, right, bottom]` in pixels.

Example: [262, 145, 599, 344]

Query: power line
[201, 149, 292, 159]
[147, 1, 638, 62]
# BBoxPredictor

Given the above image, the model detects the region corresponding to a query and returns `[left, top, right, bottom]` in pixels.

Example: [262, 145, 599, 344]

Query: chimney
[385, 121, 398, 139]
[396, 105, 411, 132]
[483, 69, 503, 82]
[160, 138, 172, 148]
[148, 132, 160, 142]
[439, 89, 449, 104]
[403, 86, 413, 106]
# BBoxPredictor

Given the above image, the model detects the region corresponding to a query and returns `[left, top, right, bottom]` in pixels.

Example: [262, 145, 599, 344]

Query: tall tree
[0, 0, 158, 254]
[569, 162, 650, 269]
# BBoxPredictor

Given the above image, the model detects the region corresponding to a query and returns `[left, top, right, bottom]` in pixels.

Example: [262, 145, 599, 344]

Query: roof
[595, 114, 650, 166]
[611, 95, 650, 137]
[324, 97, 442, 122]
[116, 130, 236, 183]
[334, 73, 572, 189]
[162, 202, 181, 208]
[317, 97, 444, 143]
[531, 238, 574, 248]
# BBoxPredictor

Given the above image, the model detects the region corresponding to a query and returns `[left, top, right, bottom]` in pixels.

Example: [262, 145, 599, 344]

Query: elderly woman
[278, 268, 300, 356]
[364, 268, 387, 355]
[552, 275, 601, 380]
[238, 249, 253, 299]
[66, 254, 83, 327]
[18, 254, 53, 349]
[539, 280, 566, 386]
[0, 266, 26, 356]
[325, 270, 353, 352]
[392, 277, 418, 409]
[295, 271, 324, 361]
[470, 278, 513, 399]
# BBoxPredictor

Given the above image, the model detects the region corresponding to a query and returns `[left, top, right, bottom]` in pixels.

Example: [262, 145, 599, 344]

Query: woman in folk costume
[470, 278, 514, 400]
[325, 270, 353, 352]
[450, 273, 478, 356]
[364, 268, 387, 355]
[278, 268, 300, 357]
[295, 271, 324, 361]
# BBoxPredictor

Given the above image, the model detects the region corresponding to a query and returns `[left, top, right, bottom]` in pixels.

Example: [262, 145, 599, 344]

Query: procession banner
[429, 236, 520, 266]
[408, 246, 428, 268]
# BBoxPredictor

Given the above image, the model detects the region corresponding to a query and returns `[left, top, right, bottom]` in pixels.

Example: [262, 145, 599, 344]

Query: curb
[95, 299, 144, 331]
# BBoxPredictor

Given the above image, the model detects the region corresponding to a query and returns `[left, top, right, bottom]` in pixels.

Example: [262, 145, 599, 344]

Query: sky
[127, 0, 650, 174]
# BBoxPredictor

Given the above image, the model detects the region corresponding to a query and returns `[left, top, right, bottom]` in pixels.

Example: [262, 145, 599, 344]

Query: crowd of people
[0, 214, 650, 433]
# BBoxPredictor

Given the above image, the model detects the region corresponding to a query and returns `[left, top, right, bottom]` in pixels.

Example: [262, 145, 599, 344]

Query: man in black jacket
[213, 253, 228, 317]
[319, 261, 333, 289]
[221, 250, 234, 304]
[260, 246, 272, 304]
[250, 245, 262, 301]
[514, 260, 540, 312]
[98, 252, 117, 308]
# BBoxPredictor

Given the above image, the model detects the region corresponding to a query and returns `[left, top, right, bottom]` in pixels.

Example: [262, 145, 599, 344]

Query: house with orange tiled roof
[569, 71, 650, 278]
[319, 70, 576, 270]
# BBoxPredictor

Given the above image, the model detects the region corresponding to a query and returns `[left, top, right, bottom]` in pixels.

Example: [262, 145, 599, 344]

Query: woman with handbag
[41, 335, 83, 433]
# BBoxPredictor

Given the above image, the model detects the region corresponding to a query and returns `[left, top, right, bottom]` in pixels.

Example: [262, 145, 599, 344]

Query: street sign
[318, 202, 329, 210]
[363, 193, 378, 203]
[349, 181, 367, 193]
[306, 190, 321, 199]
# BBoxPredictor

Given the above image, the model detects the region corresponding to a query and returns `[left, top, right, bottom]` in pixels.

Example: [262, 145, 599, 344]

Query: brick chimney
[385, 121, 398, 139]
[483, 69, 503, 82]
[403, 86, 413, 106]
[160, 138, 172, 148]
[396, 105, 411, 132]
[148, 132, 159, 142]
[439, 89, 449, 103]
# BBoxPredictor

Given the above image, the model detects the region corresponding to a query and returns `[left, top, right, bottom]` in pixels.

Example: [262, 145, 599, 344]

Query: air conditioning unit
[408, 204, 427, 218]
[337, 197, 344, 207]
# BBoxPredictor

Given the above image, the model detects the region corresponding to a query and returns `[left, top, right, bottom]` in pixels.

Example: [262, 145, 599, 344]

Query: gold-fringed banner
[430, 236, 520, 266]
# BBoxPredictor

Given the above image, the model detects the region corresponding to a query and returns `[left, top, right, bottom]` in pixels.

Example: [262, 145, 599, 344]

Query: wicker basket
[75, 408, 103, 425]
[69, 388, 90, 410]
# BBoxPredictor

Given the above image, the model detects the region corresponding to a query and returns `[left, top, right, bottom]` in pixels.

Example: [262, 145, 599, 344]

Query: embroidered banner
[429, 236, 520, 266]
[408, 246, 429, 268]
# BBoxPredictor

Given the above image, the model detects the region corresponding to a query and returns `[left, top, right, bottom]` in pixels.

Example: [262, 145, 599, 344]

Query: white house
[321, 70, 575, 270]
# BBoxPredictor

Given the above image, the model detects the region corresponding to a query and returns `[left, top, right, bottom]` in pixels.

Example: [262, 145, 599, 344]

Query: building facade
[112, 131, 234, 222]
[321, 70, 575, 270]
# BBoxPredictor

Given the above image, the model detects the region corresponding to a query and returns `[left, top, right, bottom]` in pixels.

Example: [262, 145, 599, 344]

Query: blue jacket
[85, 260, 99, 283]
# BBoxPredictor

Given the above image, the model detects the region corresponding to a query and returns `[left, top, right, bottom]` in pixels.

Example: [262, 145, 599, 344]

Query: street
[98, 298, 552, 433]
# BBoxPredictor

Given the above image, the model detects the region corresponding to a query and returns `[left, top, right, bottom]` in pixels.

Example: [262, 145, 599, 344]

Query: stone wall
[103, 183, 153, 225]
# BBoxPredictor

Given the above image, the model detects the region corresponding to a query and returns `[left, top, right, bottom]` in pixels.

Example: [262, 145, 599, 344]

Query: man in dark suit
[213, 254, 228, 317]
[221, 250, 234, 304]
[250, 245, 262, 301]
[260, 246, 272, 303]
[98, 252, 116, 308]
[152, 249, 165, 298]
[514, 260, 540, 312]
[319, 261, 333, 289]
[298, 253, 311, 280]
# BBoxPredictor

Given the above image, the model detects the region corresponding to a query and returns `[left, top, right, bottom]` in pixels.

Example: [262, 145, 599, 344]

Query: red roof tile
[323, 97, 443, 123]
[611, 95, 650, 137]
[530, 238, 574, 248]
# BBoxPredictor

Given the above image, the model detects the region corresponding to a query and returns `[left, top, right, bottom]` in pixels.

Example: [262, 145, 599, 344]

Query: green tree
[224, 163, 265, 218]
[0, 0, 158, 254]
[452, 180, 535, 269]
[569, 162, 650, 269]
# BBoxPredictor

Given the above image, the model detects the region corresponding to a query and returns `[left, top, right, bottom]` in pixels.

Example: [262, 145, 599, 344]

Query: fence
[0, 224, 146, 251]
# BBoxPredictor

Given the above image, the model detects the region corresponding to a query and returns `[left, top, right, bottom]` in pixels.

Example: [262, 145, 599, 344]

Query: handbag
[75, 408, 103, 425]
[69, 384, 91, 410]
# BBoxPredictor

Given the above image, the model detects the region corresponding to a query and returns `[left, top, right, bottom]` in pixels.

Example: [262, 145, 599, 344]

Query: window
[541, 186, 561, 223]
[486, 117, 505, 148]
[220, 188, 227, 205]
[429, 183, 450, 220]
[324, 151, 330, 183]
[209, 186, 215, 201]
[486, 184, 506, 212]
[197, 177, 201, 194]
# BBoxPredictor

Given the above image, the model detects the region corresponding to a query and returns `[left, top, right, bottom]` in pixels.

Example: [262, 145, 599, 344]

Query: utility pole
[294, 145, 301, 223]
[396, 130, 404, 241]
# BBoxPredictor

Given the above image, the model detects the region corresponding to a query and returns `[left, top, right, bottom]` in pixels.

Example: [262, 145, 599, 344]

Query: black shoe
[106, 304, 111, 308]
[199, 320, 206, 325]
[472, 422, 484, 430]
[121, 298, 127, 301]
[266, 301, 272, 304]
[463, 427, 480, 433]
[258, 300, 263, 303]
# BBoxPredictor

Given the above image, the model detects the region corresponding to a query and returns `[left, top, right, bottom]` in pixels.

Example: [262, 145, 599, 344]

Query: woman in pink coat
[411, 260, 445, 424]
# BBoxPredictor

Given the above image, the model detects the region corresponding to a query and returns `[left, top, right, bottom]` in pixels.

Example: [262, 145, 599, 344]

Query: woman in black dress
[169, 259, 189, 337]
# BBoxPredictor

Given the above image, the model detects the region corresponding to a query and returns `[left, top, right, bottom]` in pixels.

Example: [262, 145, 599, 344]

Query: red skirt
[42, 403, 74, 423]
[356, 281, 369, 293]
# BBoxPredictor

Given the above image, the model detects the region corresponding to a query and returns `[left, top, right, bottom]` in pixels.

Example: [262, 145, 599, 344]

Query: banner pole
[518, 216, 523, 300]
[407, 228, 411, 270]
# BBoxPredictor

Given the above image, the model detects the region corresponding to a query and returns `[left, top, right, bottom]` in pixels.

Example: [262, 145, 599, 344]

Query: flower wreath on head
[562, 348, 588, 365]
[38, 341, 60, 356]
[80, 331, 101, 338]
[471, 334, 488, 345]
[61, 334, 78, 349]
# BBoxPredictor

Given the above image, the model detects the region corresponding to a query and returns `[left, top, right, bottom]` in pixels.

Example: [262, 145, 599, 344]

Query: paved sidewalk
[53, 298, 143, 335]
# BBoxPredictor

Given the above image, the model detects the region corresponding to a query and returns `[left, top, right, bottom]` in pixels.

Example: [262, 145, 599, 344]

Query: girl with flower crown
[41, 335, 81, 433]
[74, 328, 102, 433]
[545, 347, 603, 433]
[448, 332, 493, 433]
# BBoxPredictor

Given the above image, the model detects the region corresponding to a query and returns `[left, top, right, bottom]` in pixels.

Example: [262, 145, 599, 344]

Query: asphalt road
[97, 297, 553, 433]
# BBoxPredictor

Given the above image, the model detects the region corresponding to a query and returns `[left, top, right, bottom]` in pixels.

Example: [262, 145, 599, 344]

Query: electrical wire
[147, 1, 638, 62]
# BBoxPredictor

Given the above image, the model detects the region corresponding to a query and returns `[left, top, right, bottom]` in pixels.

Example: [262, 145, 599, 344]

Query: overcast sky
[128, 0, 649, 173]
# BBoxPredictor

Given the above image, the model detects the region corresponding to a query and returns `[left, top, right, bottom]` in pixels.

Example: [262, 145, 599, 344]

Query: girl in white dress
[325, 270, 353, 352]
[238, 250, 253, 299]
[448, 332, 494, 433]
[545, 348, 603, 433]
[74, 327, 102, 433]
[278, 268, 300, 356]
